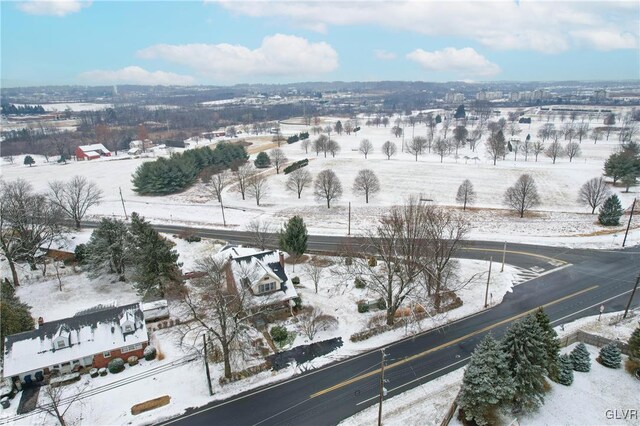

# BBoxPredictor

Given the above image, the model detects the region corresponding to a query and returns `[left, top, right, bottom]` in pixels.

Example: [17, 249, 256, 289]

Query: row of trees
[132, 143, 248, 195]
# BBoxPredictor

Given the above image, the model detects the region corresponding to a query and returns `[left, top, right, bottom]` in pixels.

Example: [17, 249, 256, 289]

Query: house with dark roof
[3, 302, 148, 384]
[219, 246, 298, 311]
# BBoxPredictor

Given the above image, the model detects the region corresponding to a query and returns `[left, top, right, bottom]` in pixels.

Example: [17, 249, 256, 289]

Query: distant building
[75, 143, 111, 160]
[444, 92, 464, 103]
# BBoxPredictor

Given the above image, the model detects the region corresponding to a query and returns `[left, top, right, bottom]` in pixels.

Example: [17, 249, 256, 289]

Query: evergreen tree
[85, 218, 131, 281]
[598, 194, 623, 226]
[254, 152, 271, 168]
[502, 315, 547, 413]
[534, 307, 561, 379]
[569, 342, 591, 372]
[0, 280, 34, 352]
[599, 343, 622, 368]
[454, 104, 466, 119]
[279, 216, 308, 269]
[555, 354, 574, 386]
[628, 327, 640, 361]
[23, 155, 35, 167]
[129, 213, 181, 299]
[457, 335, 515, 425]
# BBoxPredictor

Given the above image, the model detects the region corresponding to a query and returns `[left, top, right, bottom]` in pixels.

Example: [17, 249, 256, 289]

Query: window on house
[258, 282, 276, 293]
[123, 324, 133, 332]
[103, 351, 111, 358]
[120, 343, 143, 354]
[72, 360, 80, 364]
[56, 340, 66, 349]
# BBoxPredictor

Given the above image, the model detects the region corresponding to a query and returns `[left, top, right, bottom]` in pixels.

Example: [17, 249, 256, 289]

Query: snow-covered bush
[556, 354, 574, 385]
[357, 302, 369, 313]
[127, 355, 139, 366]
[98, 367, 108, 376]
[144, 345, 157, 361]
[598, 343, 622, 369]
[108, 358, 125, 374]
[354, 277, 366, 289]
[570, 342, 591, 372]
[89, 368, 99, 378]
[270, 326, 288, 344]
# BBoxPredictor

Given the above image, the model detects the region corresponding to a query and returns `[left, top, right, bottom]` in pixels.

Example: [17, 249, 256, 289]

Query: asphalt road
[80, 223, 639, 426]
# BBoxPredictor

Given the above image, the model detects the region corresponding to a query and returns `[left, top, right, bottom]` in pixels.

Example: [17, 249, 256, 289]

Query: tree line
[1, 103, 46, 115]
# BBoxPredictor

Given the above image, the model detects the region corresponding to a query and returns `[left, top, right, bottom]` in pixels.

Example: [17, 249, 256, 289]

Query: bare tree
[177, 256, 269, 379]
[296, 307, 337, 340]
[301, 138, 310, 154]
[204, 168, 232, 203]
[312, 134, 328, 157]
[48, 176, 103, 228]
[327, 139, 341, 157]
[233, 163, 255, 201]
[359, 139, 374, 159]
[304, 258, 325, 294]
[352, 169, 381, 204]
[537, 123, 555, 142]
[578, 177, 611, 214]
[576, 123, 589, 143]
[39, 381, 90, 426]
[565, 142, 581, 162]
[269, 148, 288, 174]
[485, 130, 506, 165]
[562, 123, 575, 141]
[545, 140, 565, 164]
[247, 172, 269, 206]
[456, 179, 476, 211]
[381, 141, 397, 160]
[504, 174, 541, 218]
[433, 137, 450, 163]
[314, 169, 343, 208]
[452, 126, 468, 156]
[246, 219, 275, 249]
[344, 120, 354, 135]
[532, 140, 545, 161]
[285, 168, 312, 199]
[591, 129, 602, 144]
[406, 136, 428, 161]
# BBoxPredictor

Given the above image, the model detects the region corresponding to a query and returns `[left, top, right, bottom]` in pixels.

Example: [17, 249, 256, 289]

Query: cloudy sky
[1, 0, 638, 86]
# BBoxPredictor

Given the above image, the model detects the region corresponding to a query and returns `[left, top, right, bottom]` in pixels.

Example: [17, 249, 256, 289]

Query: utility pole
[203, 334, 213, 396]
[623, 273, 640, 319]
[377, 349, 386, 426]
[622, 198, 636, 247]
[484, 257, 493, 308]
[348, 202, 351, 236]
[220, 201, 227, 227]
[119, 187, 128, 220]
[501, 241, 506, 272]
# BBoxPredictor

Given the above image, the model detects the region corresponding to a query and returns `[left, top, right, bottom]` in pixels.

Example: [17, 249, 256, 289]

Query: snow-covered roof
[78, 143, 110, 153]
[82, 150, 100, 157]
[3, 302, 147, 377]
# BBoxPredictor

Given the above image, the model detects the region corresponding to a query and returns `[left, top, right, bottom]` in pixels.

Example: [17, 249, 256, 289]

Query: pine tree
[254, 152, 271, 168]
[555, 354, 574, 386]
[598, 194, 624, 226]
[23, 155, 35, 167]
[85, 218, 131, 281]
[628, 327, 640, 361]
[502, 315, 547, 413]
[570, 342, 591, 372]
[599, 343, 622, 368]
[534, 307, 561, 379]
[0, 280, 34, 353]
[279, 216, 308, 269]
[129, 213, 181, 299]
[457, 335, 515, 425]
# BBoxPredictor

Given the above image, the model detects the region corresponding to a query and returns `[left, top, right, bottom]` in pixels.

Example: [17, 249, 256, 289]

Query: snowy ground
[0, 233, 517, 425]
[1, 107, 638, 249]
[340, 310, 640, 426]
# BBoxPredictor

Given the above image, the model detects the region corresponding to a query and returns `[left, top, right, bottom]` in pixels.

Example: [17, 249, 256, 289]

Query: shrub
[108, 358, 125, 374]
[598, 194, 623, 226]
[74, 244, 87, 263]
[354, 277, 366, 289]
[376, 298, 386, 310]
[598, 343, 622, 368]
[283, 158, 309, 174]
[624, 358, 640, 376]
[368, 256, 377, 267]
[345, 257, 353, 266]
[570, 342, 591, 372]
[628, 327, 640, 361]
[128, 356, 139, 366]
[98, 367, 108, 376]
[144, 345, 157, 361]
[185, 235, 201, 243]
[270, 326, 288, 344]
[292, 296, 302, 309]
[357, 302, 370, 313]
[89, 368, 99, 378]
[292, 276, 300, 285]
[254, 152, 271, 168]
[555, 354, 574, 386]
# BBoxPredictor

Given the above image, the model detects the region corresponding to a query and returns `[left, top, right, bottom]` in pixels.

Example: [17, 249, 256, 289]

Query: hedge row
[283, 158, 309, 174]
[287, 131, 310, 144]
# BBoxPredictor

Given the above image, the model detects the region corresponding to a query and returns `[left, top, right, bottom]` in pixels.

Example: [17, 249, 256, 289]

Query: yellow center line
[309, 284, 598, 399]
[461, 247, 568, 265]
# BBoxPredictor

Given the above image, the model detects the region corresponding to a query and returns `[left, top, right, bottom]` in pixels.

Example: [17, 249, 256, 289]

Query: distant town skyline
[1, 0, 639, 87]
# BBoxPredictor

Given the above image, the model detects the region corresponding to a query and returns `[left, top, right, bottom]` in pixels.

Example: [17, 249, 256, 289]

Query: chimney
[279, 251, 285, 268]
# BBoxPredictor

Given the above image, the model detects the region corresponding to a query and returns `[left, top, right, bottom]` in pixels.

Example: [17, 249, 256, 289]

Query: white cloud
[374, 49, 396, 60]
[79, 66, 196, 86]
[17, 0, 91, 16]
[570, 30, 638, 51]
[407, 47, 501, 77]
[136, 34, 338, 80]
[217, 1, 638, 53]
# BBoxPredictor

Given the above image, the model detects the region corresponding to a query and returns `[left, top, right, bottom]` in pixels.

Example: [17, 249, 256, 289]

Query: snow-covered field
[341, 310, 640, 426]
[1, 108, 638, 248]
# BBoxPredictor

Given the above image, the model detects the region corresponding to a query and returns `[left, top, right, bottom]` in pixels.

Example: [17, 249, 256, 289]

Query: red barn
[75, 143, 111, 160]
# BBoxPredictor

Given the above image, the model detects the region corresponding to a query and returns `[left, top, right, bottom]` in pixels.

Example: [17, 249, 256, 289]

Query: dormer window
[54, 336, 68, 349]
[258, 282, 277, 294]
[123, 324, 134, 333]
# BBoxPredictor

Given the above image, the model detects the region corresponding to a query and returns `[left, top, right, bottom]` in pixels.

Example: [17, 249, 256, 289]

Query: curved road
[95, 223, 639, 426]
